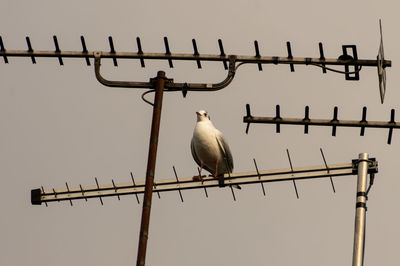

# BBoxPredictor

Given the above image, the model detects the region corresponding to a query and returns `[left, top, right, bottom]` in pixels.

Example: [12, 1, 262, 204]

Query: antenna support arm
[94, 52, 152, 88]
[94, 52, 237, 91]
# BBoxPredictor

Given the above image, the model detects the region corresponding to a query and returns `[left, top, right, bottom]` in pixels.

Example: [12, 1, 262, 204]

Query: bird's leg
[210, 161, 225, 187]
[199, 162, 203, 176]
[210, 160, 219, 178]
[192, 162, 204, 181]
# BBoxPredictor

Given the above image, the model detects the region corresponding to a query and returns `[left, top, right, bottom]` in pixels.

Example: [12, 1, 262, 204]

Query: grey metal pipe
[352, 153, 369, 266]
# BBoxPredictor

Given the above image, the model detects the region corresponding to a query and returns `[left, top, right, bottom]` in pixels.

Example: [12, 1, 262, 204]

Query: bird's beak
[196, 112, 200, 116]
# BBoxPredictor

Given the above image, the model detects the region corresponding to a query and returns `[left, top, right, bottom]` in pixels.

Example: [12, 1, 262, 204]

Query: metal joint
[352, 158, 378, 174]
[356, 191, 368, 198]
[150, 76, 173, 86]
[356, 202, 367, 210]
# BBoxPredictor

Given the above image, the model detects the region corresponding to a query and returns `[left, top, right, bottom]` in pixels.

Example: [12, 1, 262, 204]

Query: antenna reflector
[377, 19, 387, 104]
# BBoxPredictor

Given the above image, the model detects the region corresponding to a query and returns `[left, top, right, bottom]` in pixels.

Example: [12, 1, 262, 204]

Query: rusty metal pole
[136, 71, 166, 266]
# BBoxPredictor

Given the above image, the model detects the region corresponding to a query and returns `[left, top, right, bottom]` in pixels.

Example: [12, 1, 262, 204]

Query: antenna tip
[157, 71, 166, 77]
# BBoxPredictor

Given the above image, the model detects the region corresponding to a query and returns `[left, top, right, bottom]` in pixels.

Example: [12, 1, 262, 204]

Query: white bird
[191, 110, 240, 189]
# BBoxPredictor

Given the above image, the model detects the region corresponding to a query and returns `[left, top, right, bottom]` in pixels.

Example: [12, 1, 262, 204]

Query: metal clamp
[352, 158, 378, 174]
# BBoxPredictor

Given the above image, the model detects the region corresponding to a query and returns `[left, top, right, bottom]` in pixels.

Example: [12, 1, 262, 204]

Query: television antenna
[31, 152, 377, 266]
[1, 20, 388, 266]
[0, 31, 391, 99]
[244, 104, 400, 144]
[32, 153, 376, 205]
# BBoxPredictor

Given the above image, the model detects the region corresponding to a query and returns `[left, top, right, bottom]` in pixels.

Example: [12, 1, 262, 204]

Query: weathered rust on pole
[136, 71, 166, 266]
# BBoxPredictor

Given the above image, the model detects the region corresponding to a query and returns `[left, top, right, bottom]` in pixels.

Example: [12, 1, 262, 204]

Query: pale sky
[1, 1, 399, 266]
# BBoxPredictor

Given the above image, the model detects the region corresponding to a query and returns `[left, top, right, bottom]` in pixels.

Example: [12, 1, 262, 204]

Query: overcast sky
[1, 1, 399, 266]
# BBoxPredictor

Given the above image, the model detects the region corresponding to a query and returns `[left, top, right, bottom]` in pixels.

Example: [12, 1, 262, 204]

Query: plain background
[1, 1, 399, 265]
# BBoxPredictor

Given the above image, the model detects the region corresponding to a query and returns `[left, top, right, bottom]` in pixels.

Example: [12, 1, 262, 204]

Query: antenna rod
[243, 107, 400, 144]
[32, 162, 372, 204]
[0, 49, 391, 68]
[244, 115, 400, 129]
[136, 71, 166, 266]
[352, 153, 370, 266]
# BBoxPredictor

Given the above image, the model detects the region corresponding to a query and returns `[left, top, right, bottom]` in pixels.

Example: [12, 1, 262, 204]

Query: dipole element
[136, 71, 166, 266]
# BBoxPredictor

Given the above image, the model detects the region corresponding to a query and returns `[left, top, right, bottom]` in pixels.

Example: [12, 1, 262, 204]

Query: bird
[191, 110, 241, 189]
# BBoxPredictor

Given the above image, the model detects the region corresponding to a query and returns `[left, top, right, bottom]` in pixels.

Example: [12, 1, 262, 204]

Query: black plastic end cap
[31, 189, 42, 205]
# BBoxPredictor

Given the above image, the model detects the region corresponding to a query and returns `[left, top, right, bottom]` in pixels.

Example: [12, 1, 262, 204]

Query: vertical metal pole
[136, 71, 166, 266]
[352, 153, 369, 266]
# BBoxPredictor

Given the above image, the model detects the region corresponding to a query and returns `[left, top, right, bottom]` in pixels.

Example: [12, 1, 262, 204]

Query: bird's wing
[191, 137, 214, 174]
[190, 138, 202, 167]
[215, 131, 234, 172]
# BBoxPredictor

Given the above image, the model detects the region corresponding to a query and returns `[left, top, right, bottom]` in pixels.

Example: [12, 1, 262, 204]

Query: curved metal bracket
[94, 51, 152, 88]
[94, 51, 237, 91]
[166, 55, 237, 92]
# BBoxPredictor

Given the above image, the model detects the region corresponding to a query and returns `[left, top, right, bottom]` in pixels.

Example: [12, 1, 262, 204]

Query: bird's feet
[192, 175, 206, 181]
